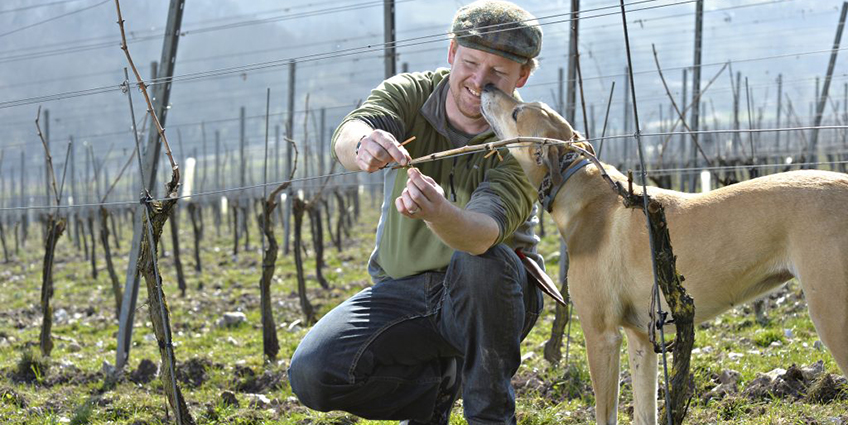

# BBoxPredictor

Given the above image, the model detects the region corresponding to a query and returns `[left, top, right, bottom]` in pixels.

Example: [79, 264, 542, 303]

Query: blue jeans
[288, 244, 544, 424]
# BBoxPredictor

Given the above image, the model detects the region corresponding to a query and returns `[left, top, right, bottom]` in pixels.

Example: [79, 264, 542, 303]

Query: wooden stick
[35, 106, 60, 206]
[114, 0, 179, 187]
[651, 44, 723, 168]
[400, 136, 416, 146]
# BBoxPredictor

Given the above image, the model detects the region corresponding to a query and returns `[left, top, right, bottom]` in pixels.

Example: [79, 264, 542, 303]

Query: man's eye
[512, 108, 520, 121]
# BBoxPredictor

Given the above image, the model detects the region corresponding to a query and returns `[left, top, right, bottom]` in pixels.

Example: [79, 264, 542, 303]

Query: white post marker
[182, 157, 196, 201]
[700, 170, 711, 194]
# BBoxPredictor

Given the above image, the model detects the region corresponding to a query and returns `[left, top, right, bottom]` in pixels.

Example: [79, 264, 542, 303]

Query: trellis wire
[2, 123, 848, 213]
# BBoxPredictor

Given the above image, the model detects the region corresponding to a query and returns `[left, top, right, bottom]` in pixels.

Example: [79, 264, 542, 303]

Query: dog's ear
[544, 145, 564, 187]
[571, 133, 597, 156]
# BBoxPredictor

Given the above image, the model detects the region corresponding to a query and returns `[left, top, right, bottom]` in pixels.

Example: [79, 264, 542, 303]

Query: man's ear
[515, 65, 531, 88]
[448, 40, 458, 66]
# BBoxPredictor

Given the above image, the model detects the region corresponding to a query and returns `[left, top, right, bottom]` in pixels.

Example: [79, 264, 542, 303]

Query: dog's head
[481, 84, 593, 186]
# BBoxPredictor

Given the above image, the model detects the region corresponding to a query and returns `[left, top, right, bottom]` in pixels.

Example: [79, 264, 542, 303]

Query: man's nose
[470, 70, 488, 88]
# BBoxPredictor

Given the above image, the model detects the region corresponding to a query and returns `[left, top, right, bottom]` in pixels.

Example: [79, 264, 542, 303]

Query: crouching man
[289, 2, 547, 423]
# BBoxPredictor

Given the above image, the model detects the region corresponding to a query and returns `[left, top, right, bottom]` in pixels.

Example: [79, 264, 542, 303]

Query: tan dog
[480, 85, 848, 425]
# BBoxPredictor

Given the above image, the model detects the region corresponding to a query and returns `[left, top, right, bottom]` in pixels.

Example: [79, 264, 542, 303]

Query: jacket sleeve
[331, 72, 435, 160]
[466, 150, 536, 246]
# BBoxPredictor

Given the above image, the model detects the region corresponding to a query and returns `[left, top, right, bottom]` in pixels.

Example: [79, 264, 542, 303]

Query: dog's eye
[512, 108, 520, 121]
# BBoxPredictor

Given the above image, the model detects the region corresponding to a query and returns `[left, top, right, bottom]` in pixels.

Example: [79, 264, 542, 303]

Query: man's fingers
[362, 140, 393, 165]
[400, 188, 420, 212]
[371, 131, 411, 165]
[358, 131, 412, 168]
[407, 168, 444, 199]
[406, 181, 430, 206]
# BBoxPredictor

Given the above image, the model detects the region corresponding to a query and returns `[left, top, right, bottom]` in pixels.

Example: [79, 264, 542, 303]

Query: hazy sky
[0, 0, 845, 203]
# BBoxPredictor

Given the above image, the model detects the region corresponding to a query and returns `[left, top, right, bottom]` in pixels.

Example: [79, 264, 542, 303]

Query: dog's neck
[538, 152, 591, 213]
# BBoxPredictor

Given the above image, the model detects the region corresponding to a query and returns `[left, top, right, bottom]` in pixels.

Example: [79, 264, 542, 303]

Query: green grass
[0, 198, 845, 424]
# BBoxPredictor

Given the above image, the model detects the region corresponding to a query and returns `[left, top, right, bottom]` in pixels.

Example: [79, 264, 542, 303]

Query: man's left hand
[395, 168, 448, 220]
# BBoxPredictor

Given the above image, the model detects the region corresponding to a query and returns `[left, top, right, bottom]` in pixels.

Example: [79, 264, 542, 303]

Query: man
[289, 2, 545, 424]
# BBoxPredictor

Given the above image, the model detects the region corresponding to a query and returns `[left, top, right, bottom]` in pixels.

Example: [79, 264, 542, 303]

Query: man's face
[447, 41, 530, 125]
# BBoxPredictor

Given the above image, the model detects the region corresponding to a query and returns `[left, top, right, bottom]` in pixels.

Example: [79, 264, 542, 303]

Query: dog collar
[539, 156, 591, 213]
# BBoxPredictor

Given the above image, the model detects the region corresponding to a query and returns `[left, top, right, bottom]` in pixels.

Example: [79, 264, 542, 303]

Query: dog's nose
[483, 83, 497, 93]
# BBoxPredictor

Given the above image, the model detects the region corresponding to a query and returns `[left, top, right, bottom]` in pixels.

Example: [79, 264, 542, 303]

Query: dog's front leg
[625, 328, 658, 425]
[583, 322, 623, 425]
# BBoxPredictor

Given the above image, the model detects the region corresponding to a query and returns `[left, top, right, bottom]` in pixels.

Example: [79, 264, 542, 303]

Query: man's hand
[395, 167, 447, 219]
[355, 129, 412, 172]
[395, 167, 498, 255]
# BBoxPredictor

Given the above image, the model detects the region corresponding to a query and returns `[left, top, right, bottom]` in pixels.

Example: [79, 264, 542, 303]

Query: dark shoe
[401, 357, 460, 425]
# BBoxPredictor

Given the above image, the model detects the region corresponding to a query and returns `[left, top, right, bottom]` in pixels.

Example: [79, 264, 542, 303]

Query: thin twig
[101, 148, 138, 203]
[745, 77, 756, 160]
[576, 53, 590, 140]
[597, 81, 616, 159]
[268, 139, 300, 203]
[651, 45, 722, 167]
[658, 61, 727, 162]
[57, 141, 72, 204]
[114, 0, 179, 186]
[35, 106, 60, 206]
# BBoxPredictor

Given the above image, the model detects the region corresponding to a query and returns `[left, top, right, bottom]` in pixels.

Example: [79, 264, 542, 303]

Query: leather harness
[538, 151, 591, 213]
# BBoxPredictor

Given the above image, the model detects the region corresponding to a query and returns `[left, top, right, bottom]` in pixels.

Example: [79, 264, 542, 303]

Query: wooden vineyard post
[0, 151, 8, 263]
[99, 150, 136, 320]
[168, 208, 187, 297]
[187, 203, 203, 274]
[308, 202, 329, 289]
[101, 207, 123, 319]
[332, 189, 346, 251]
[231, 199, 239, 256]
[293, 197, 315, 325]
[87, 214, 97, 279]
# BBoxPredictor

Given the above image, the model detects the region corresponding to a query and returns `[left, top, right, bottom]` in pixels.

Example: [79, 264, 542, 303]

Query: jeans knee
[450, 244, 523, 288]
[288, 348, 335, 411]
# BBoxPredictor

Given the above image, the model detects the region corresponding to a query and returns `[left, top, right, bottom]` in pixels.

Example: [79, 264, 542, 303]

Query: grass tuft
[69, 401, 94, 425]
[15, 349, 49, 384]
[753, 329, 784, 347]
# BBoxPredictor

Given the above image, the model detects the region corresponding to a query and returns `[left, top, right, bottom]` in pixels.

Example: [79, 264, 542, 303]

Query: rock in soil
[702, 369, 741, 403]
[767, 364, 808, 400]
[129, 359, 158, 384]
[219, 312, 247, 327]
[805, 373, 848, 404]
[245, 393, 272, 409]
[233, 366, 286, 394]
[800, 360, 825, 382]
[177, 358, 212, 388]
[220, 390, 239, 408]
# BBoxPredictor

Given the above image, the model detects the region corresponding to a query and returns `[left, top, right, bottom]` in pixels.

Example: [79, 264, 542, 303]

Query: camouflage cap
[450, 0, 542, 65]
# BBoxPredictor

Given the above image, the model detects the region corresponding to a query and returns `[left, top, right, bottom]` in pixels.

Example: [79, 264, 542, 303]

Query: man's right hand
[355, 129, 412, 172]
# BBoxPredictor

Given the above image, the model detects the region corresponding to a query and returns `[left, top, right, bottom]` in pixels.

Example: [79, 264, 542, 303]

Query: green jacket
[332, 68, 539, 281]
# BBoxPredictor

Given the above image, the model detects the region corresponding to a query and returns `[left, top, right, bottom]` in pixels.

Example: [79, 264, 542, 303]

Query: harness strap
[539, 158, 591, 213]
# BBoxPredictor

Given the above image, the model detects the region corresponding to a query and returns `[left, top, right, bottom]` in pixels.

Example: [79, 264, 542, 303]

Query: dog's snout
[483, 83, 497, 93]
